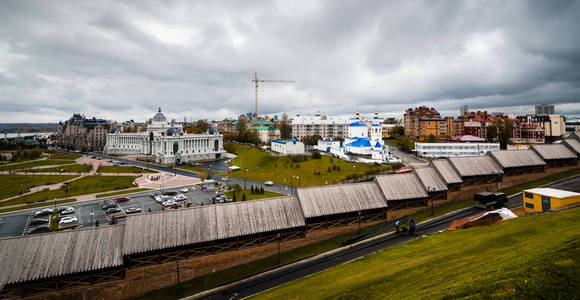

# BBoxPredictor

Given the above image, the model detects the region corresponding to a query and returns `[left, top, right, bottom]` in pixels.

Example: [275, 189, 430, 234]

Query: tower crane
[251, 72, 295, 120]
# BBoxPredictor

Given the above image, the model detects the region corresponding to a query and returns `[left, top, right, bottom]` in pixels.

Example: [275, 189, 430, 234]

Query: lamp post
[244, 168, 248, 191]
[429, 186, 434, 216]
[358, 211, 362, 233]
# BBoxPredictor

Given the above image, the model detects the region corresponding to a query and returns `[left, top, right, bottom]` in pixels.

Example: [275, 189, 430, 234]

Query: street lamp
[358, 211, 362, 233]
[430, 186, 434, 216]
[244, 168, 248, 191]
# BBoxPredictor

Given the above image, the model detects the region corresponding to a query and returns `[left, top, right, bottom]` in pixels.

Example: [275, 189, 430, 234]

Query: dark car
[34, 208, 53, 217]
[106, 207, 121, 214]
[115, 197, 130, 202]
[102, 202, 117, 210]
[149, 191, 161, 198]
[162, 190, 177, 196]
[28, 226, 50, 235]
[30, 219, 49, 226]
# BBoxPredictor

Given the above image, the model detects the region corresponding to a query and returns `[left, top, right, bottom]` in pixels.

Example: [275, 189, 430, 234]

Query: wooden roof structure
[374, 173, 428, 200]
[431, 159, 463, 184]
[123, 196, 304, 255]
[448, 156, 503, 177]
[563, 139, 580, 156]
[0, 225, 124, 286]
[414, 167, 448, 192]
[531, 144, 577, 160]
[488, 150, 546, 169]
[295, 182, 388, 219]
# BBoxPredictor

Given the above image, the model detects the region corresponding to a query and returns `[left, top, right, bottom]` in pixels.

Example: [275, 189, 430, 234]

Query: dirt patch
[462, 213, 503, 229]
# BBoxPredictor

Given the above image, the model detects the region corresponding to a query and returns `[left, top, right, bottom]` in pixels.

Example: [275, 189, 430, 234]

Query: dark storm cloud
[0, 0, 579, 123]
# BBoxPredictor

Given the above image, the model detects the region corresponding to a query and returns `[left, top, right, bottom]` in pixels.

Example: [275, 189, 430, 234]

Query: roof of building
[531, 144, 577, 160]
[152, 108, 167, 122]
[374, 173, 428, 200]
[414, 167, 448, 192]
[0, 225, 124, 286]
[291, 116, 349, 125]
[562, 131, 579, 140]
[349, 121, 367, 127]
[122, 196, 304, 255]
[250, 120, 273, 125]
[489, 149, 546, 168]
[563, 139, 580, 155]
[448, 156, 503, 177]
[524, 188, 580, 199]
[449, 135, 486, 142]
[295, 182, 388, 218]
[431, 159, 463, 184]
[247, 126, 279, 130]
[272, 139, 301, 144]
[346, 139, 372, 147]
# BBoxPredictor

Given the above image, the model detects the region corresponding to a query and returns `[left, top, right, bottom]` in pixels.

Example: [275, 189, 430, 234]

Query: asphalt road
[193, 175, 580, 300]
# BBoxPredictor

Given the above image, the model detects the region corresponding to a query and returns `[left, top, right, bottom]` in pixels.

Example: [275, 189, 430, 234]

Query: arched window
[173, 141, 179, 154]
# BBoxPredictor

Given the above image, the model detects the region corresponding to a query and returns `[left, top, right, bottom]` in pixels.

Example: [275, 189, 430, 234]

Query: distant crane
[251, 72, 295, 120]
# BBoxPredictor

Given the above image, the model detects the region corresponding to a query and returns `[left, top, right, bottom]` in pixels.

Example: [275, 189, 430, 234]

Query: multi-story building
[460, 105, 469, 116]
[104, 108, 224, 164]
[247, 126, 280, 143]
[535, 104, 555, 115]
[291, 115, 349, 141]
[404, 107, 462, 141]
[271, 139, 305, 155]
[516, 114, 565, 143]
[414, 142, 500, 158]
[57, 114, 110, 151]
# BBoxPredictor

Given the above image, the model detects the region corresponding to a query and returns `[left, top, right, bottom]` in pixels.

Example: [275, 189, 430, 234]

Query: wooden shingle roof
[414, 167, 448, 192]
[375, 173, 428, 200]
[531, 144, 577, 160]
[563, 139, 580, 155]
[448, 156, 503, 177]
[431, 159, 463, 184]
[0, 225, 124, 286]
[122, 196, 304, 255]
[295, 182, 388, 219]
[489, 150, 546, 169]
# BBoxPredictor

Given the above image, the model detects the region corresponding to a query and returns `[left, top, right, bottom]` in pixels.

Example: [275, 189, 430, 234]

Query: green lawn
[0, 159, 76, 171]
[27, 164, 92, 173]
[0, 175, 78, 200]
[1, 175, 138, 207]
[96, 188, 151, 198]
[0, 199, 76, 214]
[46, 151, 81, 160]
[254, 208, 580, 300]
[501, 168, 580, 196]
[135, 198, 476, 300]
[225, 143, 400, 187]
[225, 188, 284, 201]
[97, 165, 155, 173]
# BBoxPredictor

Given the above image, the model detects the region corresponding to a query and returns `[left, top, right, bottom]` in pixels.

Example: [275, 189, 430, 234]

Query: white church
[316, 112, 400, 164]
[104, 108, 225, 164]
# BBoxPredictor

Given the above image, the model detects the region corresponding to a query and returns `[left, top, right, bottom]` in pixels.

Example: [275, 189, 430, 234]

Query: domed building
[104, 108, 224, 164]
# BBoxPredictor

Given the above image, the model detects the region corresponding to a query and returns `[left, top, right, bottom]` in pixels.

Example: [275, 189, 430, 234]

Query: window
[524, 192, 534, 199]
[525, 202, 534, 209]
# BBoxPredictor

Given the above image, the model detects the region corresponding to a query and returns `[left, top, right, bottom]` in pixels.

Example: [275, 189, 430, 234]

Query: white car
[60, 207, 75, 215]
[264, 181, 274, 186]
[175, 194, 187, 201]
[180, 187, 189, 193]
[162, 200, 178, 207]
[154, 195, 167, 203]
[221, 177, 229, 181]
[59, 216, 78, 225]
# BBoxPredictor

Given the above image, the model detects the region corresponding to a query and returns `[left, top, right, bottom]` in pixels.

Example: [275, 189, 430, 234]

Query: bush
[328, 166, 332, 173]
[312, 150, 321, 159]
[242, 193, 246, 201]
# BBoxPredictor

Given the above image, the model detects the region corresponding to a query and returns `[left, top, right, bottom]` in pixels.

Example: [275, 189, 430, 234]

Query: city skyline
[1, 1, 580, 122]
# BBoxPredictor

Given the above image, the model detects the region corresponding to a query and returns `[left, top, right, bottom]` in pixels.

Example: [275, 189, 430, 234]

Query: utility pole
[251, 73, 295, 120]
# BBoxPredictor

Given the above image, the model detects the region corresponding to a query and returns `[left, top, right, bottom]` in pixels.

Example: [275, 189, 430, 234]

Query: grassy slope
[28, 164, 92, 173]
[226, 143, 394, 187]
[225, 189, 284, 201]
[2, 175, 138, 206]
[97, 165, 155, 173]
[136, 199, 475, 300]
[0, 159, 76, 171]
[0, 175, 78, 200]
[254, 207, 580, 300]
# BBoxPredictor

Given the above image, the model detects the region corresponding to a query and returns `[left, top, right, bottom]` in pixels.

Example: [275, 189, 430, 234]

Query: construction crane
[251, 72, 295, 120]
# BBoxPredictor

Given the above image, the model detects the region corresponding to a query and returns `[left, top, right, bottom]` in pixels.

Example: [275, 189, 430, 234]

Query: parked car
[162, 190, 177, 196]
[102, 202, 117, 210]
[179, 187, 189, 193]
[154, 195, 168, 203]
[106, 207, 121, 214]
[29, 219, 49, 226]
[175, 194, 187, 202]
[34, 208, 53, 217]
[100, 200, 115, 208]
[264, 181, 274, 186]
[221, 177, 229, 181]
[125, 207, 142, 214]
[59, 216, 78, 225]
[89, 155, 96, 159]
[149, 191, 161, 198]
[59, 207, 75, 215]
[28, 225, 50, 234]
[115, 196, 130, 202]
[162, 200, 178, 208]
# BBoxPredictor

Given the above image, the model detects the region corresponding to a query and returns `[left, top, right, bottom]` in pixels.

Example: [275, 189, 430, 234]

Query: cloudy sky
[1, 0, 579, 123]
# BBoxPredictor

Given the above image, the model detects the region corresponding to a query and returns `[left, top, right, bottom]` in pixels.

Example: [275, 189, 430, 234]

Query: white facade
[104, 108, 225, 164]
[414, 142, 500, 158]
[271, 139, 305, 155]
[291, 115, 349, 140]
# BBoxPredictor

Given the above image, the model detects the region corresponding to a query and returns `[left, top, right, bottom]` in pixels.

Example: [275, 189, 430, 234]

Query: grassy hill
[225, 143, 401, 187]
[253, 207, 580, 299]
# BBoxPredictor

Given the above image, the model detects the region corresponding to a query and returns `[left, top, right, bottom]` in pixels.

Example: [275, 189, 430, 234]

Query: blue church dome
[349, 121, 366, 127]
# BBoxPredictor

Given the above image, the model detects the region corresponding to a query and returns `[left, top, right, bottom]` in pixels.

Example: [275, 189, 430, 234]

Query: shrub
[312, 150, 321, 159]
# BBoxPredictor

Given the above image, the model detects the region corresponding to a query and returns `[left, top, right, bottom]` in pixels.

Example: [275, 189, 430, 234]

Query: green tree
[260, 186, 264, 194]
[279, 121, 292, 139]
[391, 125, 405, 139]
[311, 150, 321, 159]
[242, 193, 246, 201]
